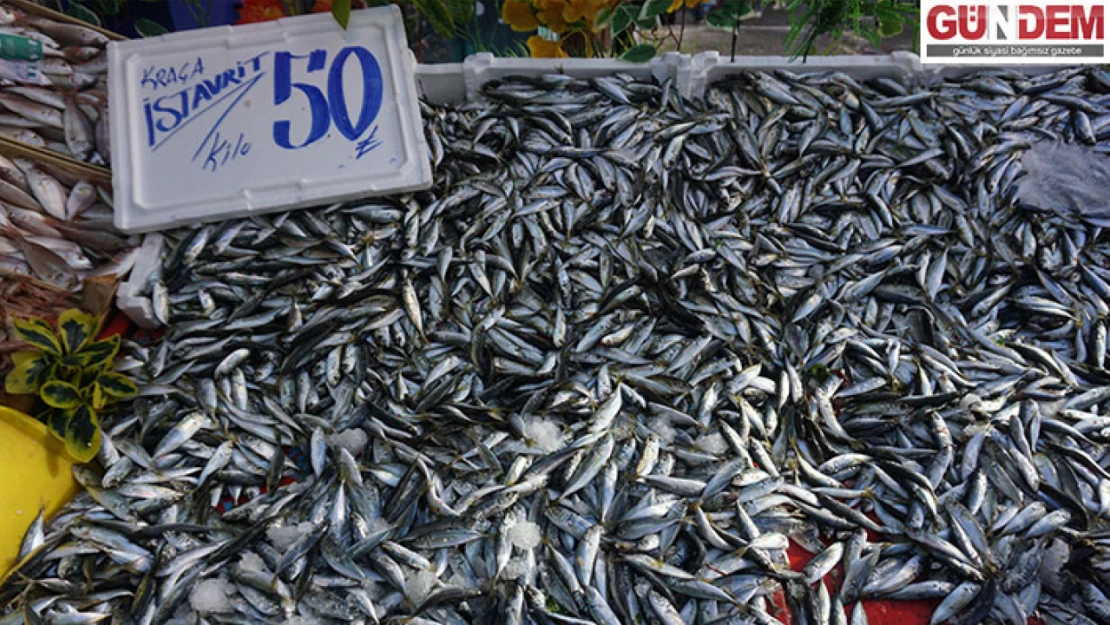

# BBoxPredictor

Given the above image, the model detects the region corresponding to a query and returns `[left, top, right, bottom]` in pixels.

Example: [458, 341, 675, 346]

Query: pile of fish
[0, 152, 136, 360]
[0, 154, 135, 287]
[4, 65, 1110, 625]
[0, 6, 130, 351]
[0, 2, 111, 165]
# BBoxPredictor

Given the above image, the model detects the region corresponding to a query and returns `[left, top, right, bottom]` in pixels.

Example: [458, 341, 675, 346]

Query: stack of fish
[0, 2, 111, 165]
[0, 153, 136, 367]
[3, 66, 1110, 625]
[0, 154, 135, 289]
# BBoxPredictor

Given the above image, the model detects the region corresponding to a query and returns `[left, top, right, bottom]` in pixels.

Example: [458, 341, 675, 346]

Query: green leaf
[444, 0, 475, 25]
[40, 380, 82, 410]
[64, 2, 101, 27]
[11, 317, 61, 356]
[721, 0, 750, 13]
[612, 4, 637, 33]
[134, 18, 169, 38]
[595, 6, 612, 28]
[332, 0, 351, 29]
[57, 309, 97, 355]
[4, 351, 51, 395]
[706, 0, 753, 28]
[96, 371, 138, 400]
[411, 0, 455, 38]
[705, 9, 736, 29]
[64, 405, 101, 463]
[873, 5, 904, 37]
[77, 366, 100, 389]
[634, 14, 658, 29]
[641, 0, 672, 19]
[858, 23, 882, 47]
[44, 407, 69, 443]
[877, 14, 902, 37]
[621, 43, 656, 63]
[72, 335, 120, 371]
[89, 382, 106, 411]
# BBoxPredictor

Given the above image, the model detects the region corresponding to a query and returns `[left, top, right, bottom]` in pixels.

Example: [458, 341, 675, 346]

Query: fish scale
[5, 67, 1110, 625]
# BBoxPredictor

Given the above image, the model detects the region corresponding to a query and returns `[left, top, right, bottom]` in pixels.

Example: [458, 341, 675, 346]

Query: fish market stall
[2, 10, 1110, 625]
[0, 0, 133, 373]
[0, 0, 117, 166]
[0, 136, 136, 381]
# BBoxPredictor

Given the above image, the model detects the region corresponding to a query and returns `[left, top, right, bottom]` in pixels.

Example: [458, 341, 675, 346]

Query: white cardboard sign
[108, 7, 431, 233]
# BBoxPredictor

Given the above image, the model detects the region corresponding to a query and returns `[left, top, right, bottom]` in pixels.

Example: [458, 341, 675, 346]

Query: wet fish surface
[2, 66, 1110, 625]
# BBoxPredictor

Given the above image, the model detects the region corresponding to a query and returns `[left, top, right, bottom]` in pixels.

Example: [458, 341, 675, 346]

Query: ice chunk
[647, 416, 675, 443]
[190, 578, 233, 614]
[521, 417, 565, 453]
[362, 579, 386, 601]
[238, 552, 267, 573]
[267, 522, 315, 552]
[507, 521, 542, 550]
[328, 429, 368, 457]
[267, 525, 300, 552]
[367, 517, 391, 534]
[958, 394, 982, 410]
[695, 432, 727, 455]
[502, 558, 528, 579]
[405, 570, 438, 605]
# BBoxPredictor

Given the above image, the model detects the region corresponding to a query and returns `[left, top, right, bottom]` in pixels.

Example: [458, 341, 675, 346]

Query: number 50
[273, 46, 384, 150]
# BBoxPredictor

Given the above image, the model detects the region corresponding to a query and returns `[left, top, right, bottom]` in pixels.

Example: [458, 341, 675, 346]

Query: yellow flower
[563, 0, 600, 25]
[667, 0, 710, 11]
[527, 34, 568, 57]
[535, 0, 568, 33]
[502, 0, 539, 32]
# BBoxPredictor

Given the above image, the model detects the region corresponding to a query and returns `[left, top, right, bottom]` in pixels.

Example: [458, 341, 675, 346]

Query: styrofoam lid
[108, 7, 431, 234]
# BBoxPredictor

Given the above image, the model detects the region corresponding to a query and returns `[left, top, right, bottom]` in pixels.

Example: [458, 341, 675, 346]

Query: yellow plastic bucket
[0, 405, 79, 578]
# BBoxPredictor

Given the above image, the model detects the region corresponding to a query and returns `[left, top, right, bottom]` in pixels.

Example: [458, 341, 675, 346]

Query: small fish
[6, 65, 1110, 625]
[18, 505, 45, 561]
[152, 412, 208, 457]
[17, 160, 67, 220]
[64, 180, 97, 220]
[62, 96, 94, 161]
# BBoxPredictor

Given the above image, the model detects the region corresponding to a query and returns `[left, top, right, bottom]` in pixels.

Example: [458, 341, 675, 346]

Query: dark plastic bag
[1017, 142, 1110, 227]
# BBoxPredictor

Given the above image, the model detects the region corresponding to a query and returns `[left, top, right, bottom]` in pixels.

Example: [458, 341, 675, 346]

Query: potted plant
[4, 309, 138, 462]
[0, 309, 137, 576]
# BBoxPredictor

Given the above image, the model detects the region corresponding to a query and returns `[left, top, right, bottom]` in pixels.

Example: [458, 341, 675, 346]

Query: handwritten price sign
[108, 6, 430, 233]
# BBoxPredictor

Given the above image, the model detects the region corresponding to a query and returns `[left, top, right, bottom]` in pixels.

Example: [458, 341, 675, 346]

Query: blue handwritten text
[356, 126, 381, 160]
[140, 57, 205, 91]
[143, 52, 268, 150]
[199, 130, 251, 173]
[273, 46, 383, 150]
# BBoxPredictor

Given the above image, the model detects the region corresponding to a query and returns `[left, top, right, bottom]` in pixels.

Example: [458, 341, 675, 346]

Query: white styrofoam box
[684, 50, 923, 99]
[116, 233, 164, 329]
[411, 52, 936, 106]
[108, 6, 432, 234]
[116, 51, 1065, 327]
[462, 52, 683, 101]
[918, 62, 1078, 82]
[415, 62, 466, 106]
